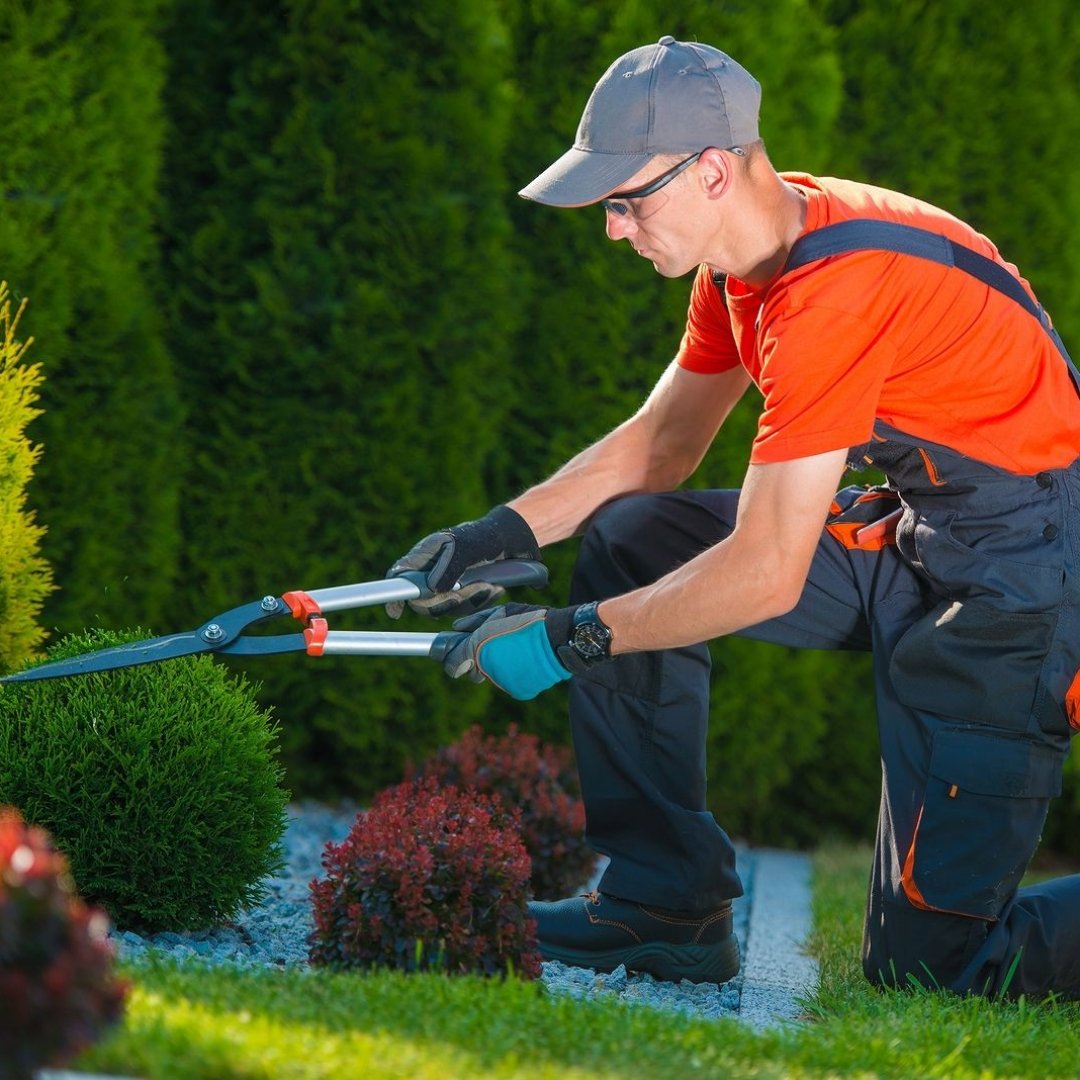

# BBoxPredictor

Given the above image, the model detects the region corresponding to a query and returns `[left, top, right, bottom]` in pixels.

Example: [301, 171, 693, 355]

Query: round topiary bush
[411, 724, 594, 899]
[309, 776, 541, 978]
[0, 628, 289, 931]
[0, 806, 128, 1078]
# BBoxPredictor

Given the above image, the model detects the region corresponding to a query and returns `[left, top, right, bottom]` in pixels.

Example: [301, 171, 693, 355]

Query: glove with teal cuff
[442, 603, 610, 701]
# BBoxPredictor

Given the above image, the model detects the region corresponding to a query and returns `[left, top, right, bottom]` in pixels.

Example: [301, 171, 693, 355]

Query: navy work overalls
[566, 222, 1080, 997]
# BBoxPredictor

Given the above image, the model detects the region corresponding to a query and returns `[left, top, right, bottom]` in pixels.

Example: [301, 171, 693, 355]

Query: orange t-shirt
[676, 174, 1080, 473]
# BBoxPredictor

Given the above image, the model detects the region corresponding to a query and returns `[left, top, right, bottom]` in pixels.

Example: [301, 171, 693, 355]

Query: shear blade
[1, 631, 209, 684]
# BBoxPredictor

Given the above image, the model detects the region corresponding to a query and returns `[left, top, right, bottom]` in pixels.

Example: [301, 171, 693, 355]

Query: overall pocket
[890, 598, 1055, 730]
[901, 728, 1062, 919]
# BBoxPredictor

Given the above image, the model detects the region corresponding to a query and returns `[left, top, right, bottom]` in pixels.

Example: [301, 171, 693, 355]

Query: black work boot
[528, 890, 740, 985]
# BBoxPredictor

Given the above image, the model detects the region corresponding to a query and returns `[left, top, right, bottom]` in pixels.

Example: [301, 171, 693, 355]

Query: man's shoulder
[783, 173, 985, 248]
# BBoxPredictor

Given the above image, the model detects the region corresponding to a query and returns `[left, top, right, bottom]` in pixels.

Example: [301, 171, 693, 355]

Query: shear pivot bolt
[203, 624, 225, 642]
[260, 596, 279, 612]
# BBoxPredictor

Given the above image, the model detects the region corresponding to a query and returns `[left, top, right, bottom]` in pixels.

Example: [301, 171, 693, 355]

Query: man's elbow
[755, 566, 809, 622]
[641, 447, 702, 492]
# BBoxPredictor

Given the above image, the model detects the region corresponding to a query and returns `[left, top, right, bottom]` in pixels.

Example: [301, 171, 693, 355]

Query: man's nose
[605, 207, 637, 242]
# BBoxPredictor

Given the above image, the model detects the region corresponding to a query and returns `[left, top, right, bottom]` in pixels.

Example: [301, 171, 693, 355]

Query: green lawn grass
[73, 845, 1080, 1079]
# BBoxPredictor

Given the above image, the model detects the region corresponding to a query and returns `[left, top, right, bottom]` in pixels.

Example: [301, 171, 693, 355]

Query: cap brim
[518, 146, 654, 207]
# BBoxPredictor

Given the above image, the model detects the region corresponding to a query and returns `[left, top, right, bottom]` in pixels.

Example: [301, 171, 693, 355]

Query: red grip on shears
[283, 590, 322, 621]
[304, 618, 329, 656]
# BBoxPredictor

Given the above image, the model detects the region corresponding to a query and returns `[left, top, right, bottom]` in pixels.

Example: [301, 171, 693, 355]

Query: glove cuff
[543, 605, 575, 655]
[546, 603, 614, 675]
[483, 504, 540, 557]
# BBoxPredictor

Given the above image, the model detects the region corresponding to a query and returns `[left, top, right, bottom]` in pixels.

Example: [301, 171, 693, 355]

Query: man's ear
[696, 147, 737, 200]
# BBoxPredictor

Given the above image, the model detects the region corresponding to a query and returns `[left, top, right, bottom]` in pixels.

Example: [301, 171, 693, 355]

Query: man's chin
[650, 257, 696, 279]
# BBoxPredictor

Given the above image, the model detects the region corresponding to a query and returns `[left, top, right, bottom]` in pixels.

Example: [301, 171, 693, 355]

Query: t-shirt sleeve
[676, 265, 741, 374]
[751, 304, 897, 464]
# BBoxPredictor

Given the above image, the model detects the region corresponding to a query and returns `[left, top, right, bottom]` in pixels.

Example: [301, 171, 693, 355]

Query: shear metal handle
[299, 562, 551, 660]
[317, 631, 445, 657]
[296, 559, 548, 614]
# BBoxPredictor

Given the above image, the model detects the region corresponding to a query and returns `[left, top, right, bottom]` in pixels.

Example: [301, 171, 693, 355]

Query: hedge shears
[0, 560, 548, 684]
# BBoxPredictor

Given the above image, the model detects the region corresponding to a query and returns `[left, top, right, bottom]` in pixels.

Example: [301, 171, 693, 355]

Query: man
[388, 36, 1080, 997]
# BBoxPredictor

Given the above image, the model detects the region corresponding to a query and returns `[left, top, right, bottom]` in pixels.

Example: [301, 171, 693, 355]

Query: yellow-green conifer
[0, 284, 53, 670]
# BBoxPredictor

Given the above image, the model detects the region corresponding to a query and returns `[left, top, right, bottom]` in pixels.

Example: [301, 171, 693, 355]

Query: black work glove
[385, 504, 542, 619]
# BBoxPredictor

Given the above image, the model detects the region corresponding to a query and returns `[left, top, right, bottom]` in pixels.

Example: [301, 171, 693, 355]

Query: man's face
[600, 152, 708, 278]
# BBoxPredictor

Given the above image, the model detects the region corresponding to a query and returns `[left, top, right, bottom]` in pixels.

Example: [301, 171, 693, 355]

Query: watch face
[573, 623, 610, 658]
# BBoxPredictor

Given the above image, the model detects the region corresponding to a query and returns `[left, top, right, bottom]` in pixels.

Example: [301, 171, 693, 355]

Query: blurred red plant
[0, 807, 127, 1077]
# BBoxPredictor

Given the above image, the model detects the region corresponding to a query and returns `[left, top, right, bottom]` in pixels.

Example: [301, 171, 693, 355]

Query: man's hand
[385, 505, 542, 619]
[442, 603, 597, 700]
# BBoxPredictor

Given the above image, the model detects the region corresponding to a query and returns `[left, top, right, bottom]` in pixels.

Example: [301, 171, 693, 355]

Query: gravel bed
[110, 801, 751, 1021]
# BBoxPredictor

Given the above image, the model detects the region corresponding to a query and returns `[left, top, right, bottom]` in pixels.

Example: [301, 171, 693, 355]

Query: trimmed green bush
[0, 629, 289, 931]
[0, 284, 53, 673]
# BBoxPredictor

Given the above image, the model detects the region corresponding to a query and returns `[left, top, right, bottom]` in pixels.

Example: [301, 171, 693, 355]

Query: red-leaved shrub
[411, 724, 594, 899]
[0, 807, 128, 1077]
[308, 777, 541, 978]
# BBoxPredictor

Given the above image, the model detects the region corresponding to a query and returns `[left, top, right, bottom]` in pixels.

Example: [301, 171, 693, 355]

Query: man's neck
[714, 177, 809, 290]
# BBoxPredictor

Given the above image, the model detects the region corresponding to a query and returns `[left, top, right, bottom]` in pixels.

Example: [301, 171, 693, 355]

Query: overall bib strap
[782, 218, 1079, 387]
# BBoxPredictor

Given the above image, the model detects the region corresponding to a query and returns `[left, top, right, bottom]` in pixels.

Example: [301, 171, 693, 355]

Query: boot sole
[538, 934, 741, 985]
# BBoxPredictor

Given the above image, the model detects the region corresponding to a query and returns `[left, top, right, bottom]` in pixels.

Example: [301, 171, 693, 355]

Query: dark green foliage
[309, 777, 541, 978]
[0, 0, 182, 634]
[0, 629, 289, 931]
[0, 807, 127, 1077]
[0, 286, 54, 671]
[410, 723, 594, 899]
[2, 4, 1078, 852]
[157, 0, 520, 795]
[816, 0, 1080, 345]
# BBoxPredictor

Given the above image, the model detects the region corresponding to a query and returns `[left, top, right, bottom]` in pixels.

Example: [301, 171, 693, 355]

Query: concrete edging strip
[738, 848, 819, 1030]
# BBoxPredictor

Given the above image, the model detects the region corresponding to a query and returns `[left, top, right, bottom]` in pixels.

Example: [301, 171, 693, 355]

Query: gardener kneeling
[388, 37, 1080, 997]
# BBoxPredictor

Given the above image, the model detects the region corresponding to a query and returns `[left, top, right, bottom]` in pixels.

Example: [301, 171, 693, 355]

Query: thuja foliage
[819, 0, 1080, 346]
[412, 723, 594, 899]
[0, 284, 53, 673]
[309, 777, 541, 979]
[0, 0, 182, 635]
[5, 3, 1080, 853]
[156, 0, 517, 796]
[0, 807, 127, 1079]
[0, 629, 289, 931]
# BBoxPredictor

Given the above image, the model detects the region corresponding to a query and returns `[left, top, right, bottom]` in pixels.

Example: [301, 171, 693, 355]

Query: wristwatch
[569, 601, 614, 664]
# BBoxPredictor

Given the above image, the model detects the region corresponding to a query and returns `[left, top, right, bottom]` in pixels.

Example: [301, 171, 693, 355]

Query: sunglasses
[600, 151, 703, 217]
[601, 148, 745, 217]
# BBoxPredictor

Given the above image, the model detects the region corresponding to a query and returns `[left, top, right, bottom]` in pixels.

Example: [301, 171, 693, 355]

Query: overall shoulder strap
[783, 219, 1076, 377]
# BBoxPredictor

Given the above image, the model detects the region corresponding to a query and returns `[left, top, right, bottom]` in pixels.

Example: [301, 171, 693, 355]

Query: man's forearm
[506, 415, 669, 546]
[597, 450, 850, 654]
[597, 529, 795, 653]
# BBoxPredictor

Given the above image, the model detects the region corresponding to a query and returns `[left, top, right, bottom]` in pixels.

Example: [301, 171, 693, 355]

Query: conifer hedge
[157, 0, 522, 791]
[820, 0, 1080, 345]
[0, 0, 181, 634]
[2, 3, 1077, 847]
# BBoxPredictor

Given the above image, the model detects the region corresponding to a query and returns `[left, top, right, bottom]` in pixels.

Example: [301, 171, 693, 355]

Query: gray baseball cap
[519, 36, 761, 207]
